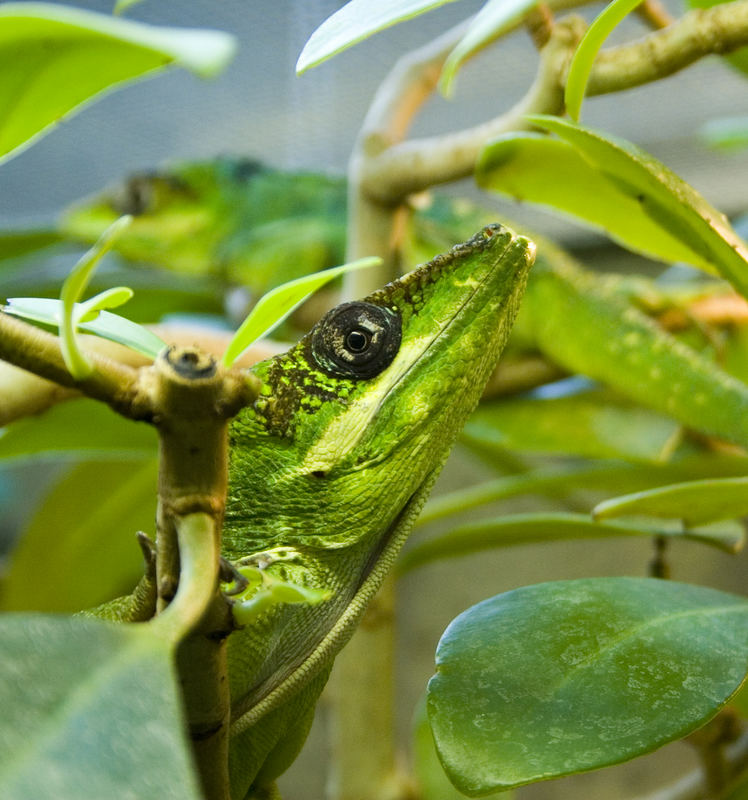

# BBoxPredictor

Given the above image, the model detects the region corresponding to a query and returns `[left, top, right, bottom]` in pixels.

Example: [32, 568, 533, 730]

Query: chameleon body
[219, 225, 533, 797]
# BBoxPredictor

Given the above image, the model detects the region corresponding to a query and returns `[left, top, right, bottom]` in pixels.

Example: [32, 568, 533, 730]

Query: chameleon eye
[310, 301, 401, 379]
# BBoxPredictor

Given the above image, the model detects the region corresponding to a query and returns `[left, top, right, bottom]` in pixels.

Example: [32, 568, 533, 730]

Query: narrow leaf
[222, 257, 380, 367]
[439, 0, 538, 96]
[5, 297, 166, 358]
[593, 477, 748, 527]
[0, 3, 236, 164]
[60, 216, 133, 377]
[400, 512, 743, 573]
[0, 614, 201, 799]
[297, 0, 463, 73]
[476, 133, 717, 270]
[428, 578, 748, 794]
[526, 116, 748, 297]
[565, 0, 643, 121]
[417, 456, 748, 526]
[78, 286, 134, 320]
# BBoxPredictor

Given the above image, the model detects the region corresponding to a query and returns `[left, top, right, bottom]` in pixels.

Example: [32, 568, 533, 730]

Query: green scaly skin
[220, 224, 534, 797]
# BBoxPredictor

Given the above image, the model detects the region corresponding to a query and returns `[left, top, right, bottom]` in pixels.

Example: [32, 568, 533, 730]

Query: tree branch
[356, 17, 582, 205]
[588, 0, 748, 95]
[0, 311, 153, 421]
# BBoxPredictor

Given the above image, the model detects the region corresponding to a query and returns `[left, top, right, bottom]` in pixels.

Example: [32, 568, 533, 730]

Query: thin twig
[588, 0, 748, 95]
[636, 0, 676, 30]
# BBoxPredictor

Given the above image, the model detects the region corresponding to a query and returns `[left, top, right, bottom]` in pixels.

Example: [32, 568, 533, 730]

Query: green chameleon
[61, 159, 748, 450]
[94, 223, 535, 799]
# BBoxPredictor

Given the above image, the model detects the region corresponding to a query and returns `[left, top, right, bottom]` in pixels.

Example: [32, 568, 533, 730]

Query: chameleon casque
[217, 223, 534, 797]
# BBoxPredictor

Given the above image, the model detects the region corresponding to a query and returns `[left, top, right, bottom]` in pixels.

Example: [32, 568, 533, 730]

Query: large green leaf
[0, 3, 236, 165]
[462, 389, 681, 463]
[428, 578, 748, 795]
[413, 697, 510, 800]
[0, 614, 200, 799]
[526, 116, 748, 297]
[0, 399, 157, 461]
[296, 0, 463, 73]
[400, 513, 743, 572]
[520, 252, 748, 450]
[1, 458, 158, 612]
[476, 133, 720, 271]
[593, 476, 748, 526]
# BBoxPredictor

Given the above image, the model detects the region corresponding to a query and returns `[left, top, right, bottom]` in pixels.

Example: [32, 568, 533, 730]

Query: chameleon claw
[135, 531, 157, 580]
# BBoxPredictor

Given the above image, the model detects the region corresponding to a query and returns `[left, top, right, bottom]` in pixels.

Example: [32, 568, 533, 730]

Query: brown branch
[0, 311, 153, 421]
[635, 0, 675, 30]
[356, 17, 583, 206]
[588, 0, 748, 96]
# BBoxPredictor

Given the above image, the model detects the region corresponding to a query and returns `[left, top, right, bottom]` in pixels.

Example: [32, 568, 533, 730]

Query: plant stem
[0, 310, 153, 421]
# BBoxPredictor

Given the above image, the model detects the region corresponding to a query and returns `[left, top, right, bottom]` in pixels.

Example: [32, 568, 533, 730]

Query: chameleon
[58, 159, 748, 453]
[92, 223, 535, 798]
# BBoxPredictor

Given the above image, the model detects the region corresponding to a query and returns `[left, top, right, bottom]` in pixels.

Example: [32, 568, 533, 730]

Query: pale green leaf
[232, 566, 330, 625]
[114, 0, 146, 14]
[0, 3, 236, 164]
[476, 133, 716, 269]
[222, 257, 380, 367]
[400, 513, 744, 573]
[593, 476, 748, 527]
[439, 0, 538, 96]
[428, 578, 748, 794]
[0, 614, 201, 799]
[417, 455, 748, 526]
[60, 216, 133, 378]
[297, 0, 464, 73]
[2, 459, 158, 612]
[78, 286, 134, 321]
[526, 116, 748, 297]
[565, 0, 643, 121]
[5, 297, 166, 358]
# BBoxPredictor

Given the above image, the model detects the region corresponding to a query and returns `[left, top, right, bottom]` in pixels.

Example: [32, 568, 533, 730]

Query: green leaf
[564, 0, 643, 121]
[428, 578, 748, 795]
[413, 696, 510, 800]
[231, 567, 330, 625]
[400, 513, 743, 573]
[526, 116, 748, 297]
[1, 458, 158, 612]
[439, 0, 538, 96]
[5, 297, 167, 358]
[60, 216, 133, 378]
[0, 614, 201, 799]
[700, 116, 748, 151]
[520, 251, 748, 450]
[296, 0, 463, 73]
[0, 3, 236, 165]
[593, 476, 748, 527]
[222, 257, 380, 367]
[476, 133, 719, 270]
[0, 398, 157, 462]
[462, 389, 681, 463]
[417, 455, 748, 527]
[114, 0, 146, 14]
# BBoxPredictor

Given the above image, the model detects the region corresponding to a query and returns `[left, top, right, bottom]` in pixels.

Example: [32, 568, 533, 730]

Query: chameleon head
[224, 224, 535, 559]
